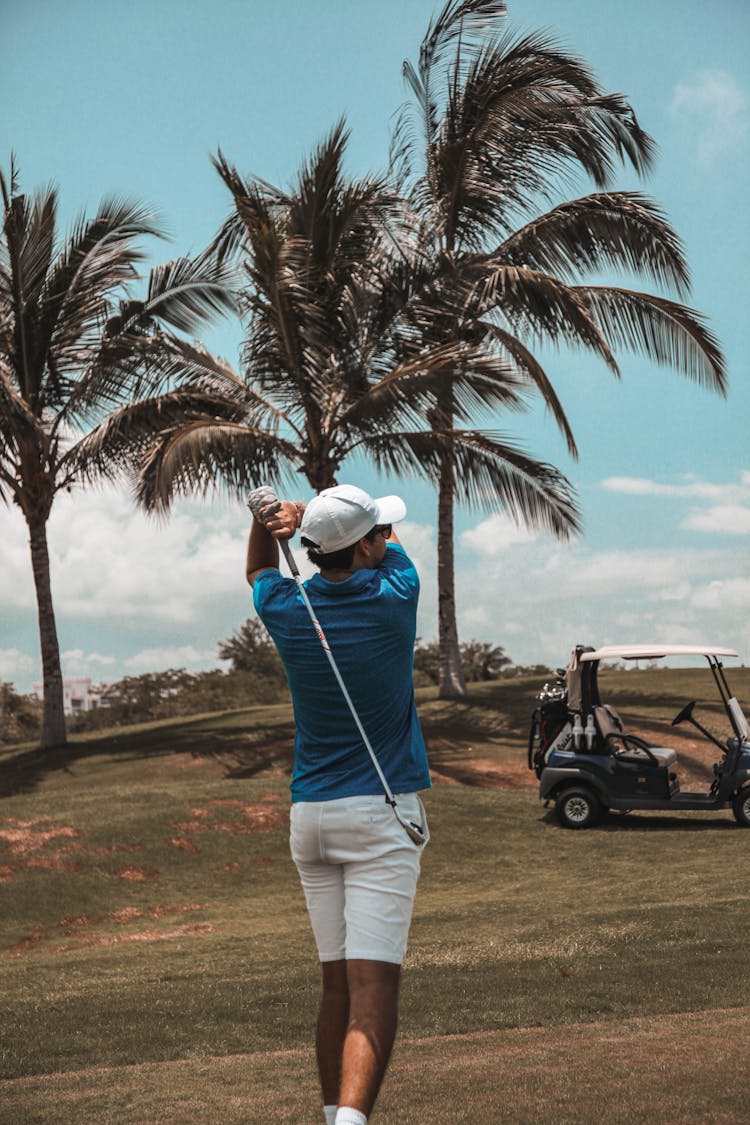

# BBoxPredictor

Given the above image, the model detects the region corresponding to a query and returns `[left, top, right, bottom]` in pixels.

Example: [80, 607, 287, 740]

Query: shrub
[0, 682, 42, 743]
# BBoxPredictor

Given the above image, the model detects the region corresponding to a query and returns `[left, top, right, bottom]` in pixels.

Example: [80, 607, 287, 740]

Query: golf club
[248, 486, 427, 847]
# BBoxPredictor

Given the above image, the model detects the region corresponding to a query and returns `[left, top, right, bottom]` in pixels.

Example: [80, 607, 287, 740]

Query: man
[246, 484, 431, 1125]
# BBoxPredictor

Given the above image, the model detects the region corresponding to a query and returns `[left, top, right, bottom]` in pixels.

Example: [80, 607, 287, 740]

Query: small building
[33, 678, 116, 717]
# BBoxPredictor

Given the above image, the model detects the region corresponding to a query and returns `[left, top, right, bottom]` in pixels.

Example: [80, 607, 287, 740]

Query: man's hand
[247, 497, 306, 586]
[258, 499, 300, 540]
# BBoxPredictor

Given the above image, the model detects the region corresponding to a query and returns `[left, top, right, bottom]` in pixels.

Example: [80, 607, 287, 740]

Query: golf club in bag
[248, 486, 427, 847]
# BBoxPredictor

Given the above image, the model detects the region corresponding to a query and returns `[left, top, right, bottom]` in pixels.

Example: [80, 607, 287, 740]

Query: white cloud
[60, 648, 117, 677]
[460, 512, 539, 555]
[669, 69, 749, 164]
[504, 622, 524, 636]
[398, 521, 438, 645]
[0, 485, 249, 624]
[399, 519, 435, 567]
[0, 516, 37, 612]
[690, 577, 750, 613]
[602, 474, 748, 502]
[558, 549, 695, 596]
[0, 648, 34, 680]
[123, 645, 219, 675]
[453, 540, 749, 668]
[682, 505, 750, 535]
[602, 472, 750, 537]
[461, 606, 491, 631]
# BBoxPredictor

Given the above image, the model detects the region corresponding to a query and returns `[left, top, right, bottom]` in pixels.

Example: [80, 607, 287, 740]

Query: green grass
[1, 669, 749, 1121]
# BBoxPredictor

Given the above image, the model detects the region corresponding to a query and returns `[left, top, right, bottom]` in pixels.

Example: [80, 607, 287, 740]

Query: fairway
[2, 672, 749, 1122]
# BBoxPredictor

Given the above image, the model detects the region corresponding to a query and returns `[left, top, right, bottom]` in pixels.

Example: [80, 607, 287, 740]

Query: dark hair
[304, 524, 381, 570]
[305, 542, 356, 569]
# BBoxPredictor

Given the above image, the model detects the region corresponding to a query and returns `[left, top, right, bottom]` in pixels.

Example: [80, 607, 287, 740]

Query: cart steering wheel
[671, 701, 696, 726]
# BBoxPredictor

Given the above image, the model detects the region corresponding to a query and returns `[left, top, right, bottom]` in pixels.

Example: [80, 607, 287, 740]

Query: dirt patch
[0, 817, 153, 884]
[0, 820, 81, 857]
[57, 915, 97, 929]
[94, 843, 143, 855]
[0, 818, 88, 882]
[21, 853, 86, 873]
[169, 836, 201, 853]
[7, 904, 210, 957]
[172, 798, 288, 841]
[117, 865, 160, 882]
[52, 922, 216, 953]
[431, 758, 536, 791]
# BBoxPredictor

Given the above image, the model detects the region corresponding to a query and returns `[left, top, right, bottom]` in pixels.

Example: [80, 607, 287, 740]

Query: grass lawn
[1, 669, 749, 1122]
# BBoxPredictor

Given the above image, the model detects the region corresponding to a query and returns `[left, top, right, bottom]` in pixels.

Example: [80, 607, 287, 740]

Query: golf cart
[528, 645, 750, 828]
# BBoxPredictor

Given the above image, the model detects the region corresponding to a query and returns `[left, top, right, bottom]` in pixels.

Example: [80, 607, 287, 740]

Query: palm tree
[0, 160, 235, 747]
[392, 0, 726, 697]
[217, 617, 283, 677]
[135, 123, 581, 582]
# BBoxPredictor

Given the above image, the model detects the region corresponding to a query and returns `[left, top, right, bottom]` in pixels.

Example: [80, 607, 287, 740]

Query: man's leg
[317, 960, 350, 1105]
[337, 958, 401, 1118]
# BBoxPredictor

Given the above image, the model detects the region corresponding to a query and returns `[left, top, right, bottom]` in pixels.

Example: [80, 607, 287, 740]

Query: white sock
[335, 1109, 367, 1125]
[324, 1107, 338, 1125]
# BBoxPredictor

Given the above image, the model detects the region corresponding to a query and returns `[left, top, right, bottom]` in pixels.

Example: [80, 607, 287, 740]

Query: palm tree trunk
[436, 442, 468, 700]
[306, 457, 338, 493]
[27, 513, 67, 748]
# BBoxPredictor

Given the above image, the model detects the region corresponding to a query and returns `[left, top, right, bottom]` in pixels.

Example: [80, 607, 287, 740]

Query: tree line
[1, 0, 726, 749]
[0, 621, 542, 741]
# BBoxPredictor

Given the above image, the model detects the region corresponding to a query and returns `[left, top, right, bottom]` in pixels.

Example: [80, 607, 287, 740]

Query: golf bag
[528, 692, 570, 777]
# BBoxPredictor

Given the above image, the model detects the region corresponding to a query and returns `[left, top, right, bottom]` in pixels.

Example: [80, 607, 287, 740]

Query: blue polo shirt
[253, 544, 431, 802]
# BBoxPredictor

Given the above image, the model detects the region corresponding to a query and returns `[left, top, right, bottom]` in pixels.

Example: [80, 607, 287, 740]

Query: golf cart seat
[594, 705, 677, 767]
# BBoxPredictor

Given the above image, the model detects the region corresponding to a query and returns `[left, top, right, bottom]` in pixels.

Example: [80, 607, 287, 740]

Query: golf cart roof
[580, 644, 739, 662]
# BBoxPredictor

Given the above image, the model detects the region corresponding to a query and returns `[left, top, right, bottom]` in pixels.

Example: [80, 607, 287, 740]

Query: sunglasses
[371, 524, 392, 539]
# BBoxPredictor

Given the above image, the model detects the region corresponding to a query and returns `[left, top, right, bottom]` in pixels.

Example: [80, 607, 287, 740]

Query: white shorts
[290, 792, 429, 965]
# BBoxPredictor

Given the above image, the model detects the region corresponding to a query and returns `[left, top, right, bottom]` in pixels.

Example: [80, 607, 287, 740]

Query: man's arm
[246, 499, 304, 586]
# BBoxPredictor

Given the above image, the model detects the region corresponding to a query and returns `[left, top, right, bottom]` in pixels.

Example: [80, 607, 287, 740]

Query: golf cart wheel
[732, 787, 750, 827]
[555, 786, 602, 830]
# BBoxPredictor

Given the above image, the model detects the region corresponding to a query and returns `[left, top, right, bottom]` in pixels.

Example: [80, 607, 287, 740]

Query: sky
[1, 0, 748, 693]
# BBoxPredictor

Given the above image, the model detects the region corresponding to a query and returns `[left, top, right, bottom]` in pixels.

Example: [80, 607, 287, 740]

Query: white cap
[300, 484, 406, 553]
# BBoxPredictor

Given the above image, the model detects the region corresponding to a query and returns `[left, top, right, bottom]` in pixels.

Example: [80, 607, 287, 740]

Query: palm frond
[143, 249, 237, 334]
[362, 426, 581, 538]
[210, 150, 257, 263]
[481, 323, 578, 456]
[59, 390, 249, 486]
[419, 1, 508, 79]
[167, 337, 298, 435]
[341, 343, 524, 431]
[399, 2, 508, 185]
[424, 30, 656, 246]
[135, 418, 298, 513]
[0, 156, 21, 210]
[495, 192, 691, 297]
[15, 183, 58, 312]
[2, 181, 38, 402]
[210, 148, 287, 262]
[0, 362, 41, 440]
[467, 264, 620, 373]
[290, 118, 350, 241]
[36, 197, 161, 383]
[56, 331, 177, 424]
[579, 286, 727, 395]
